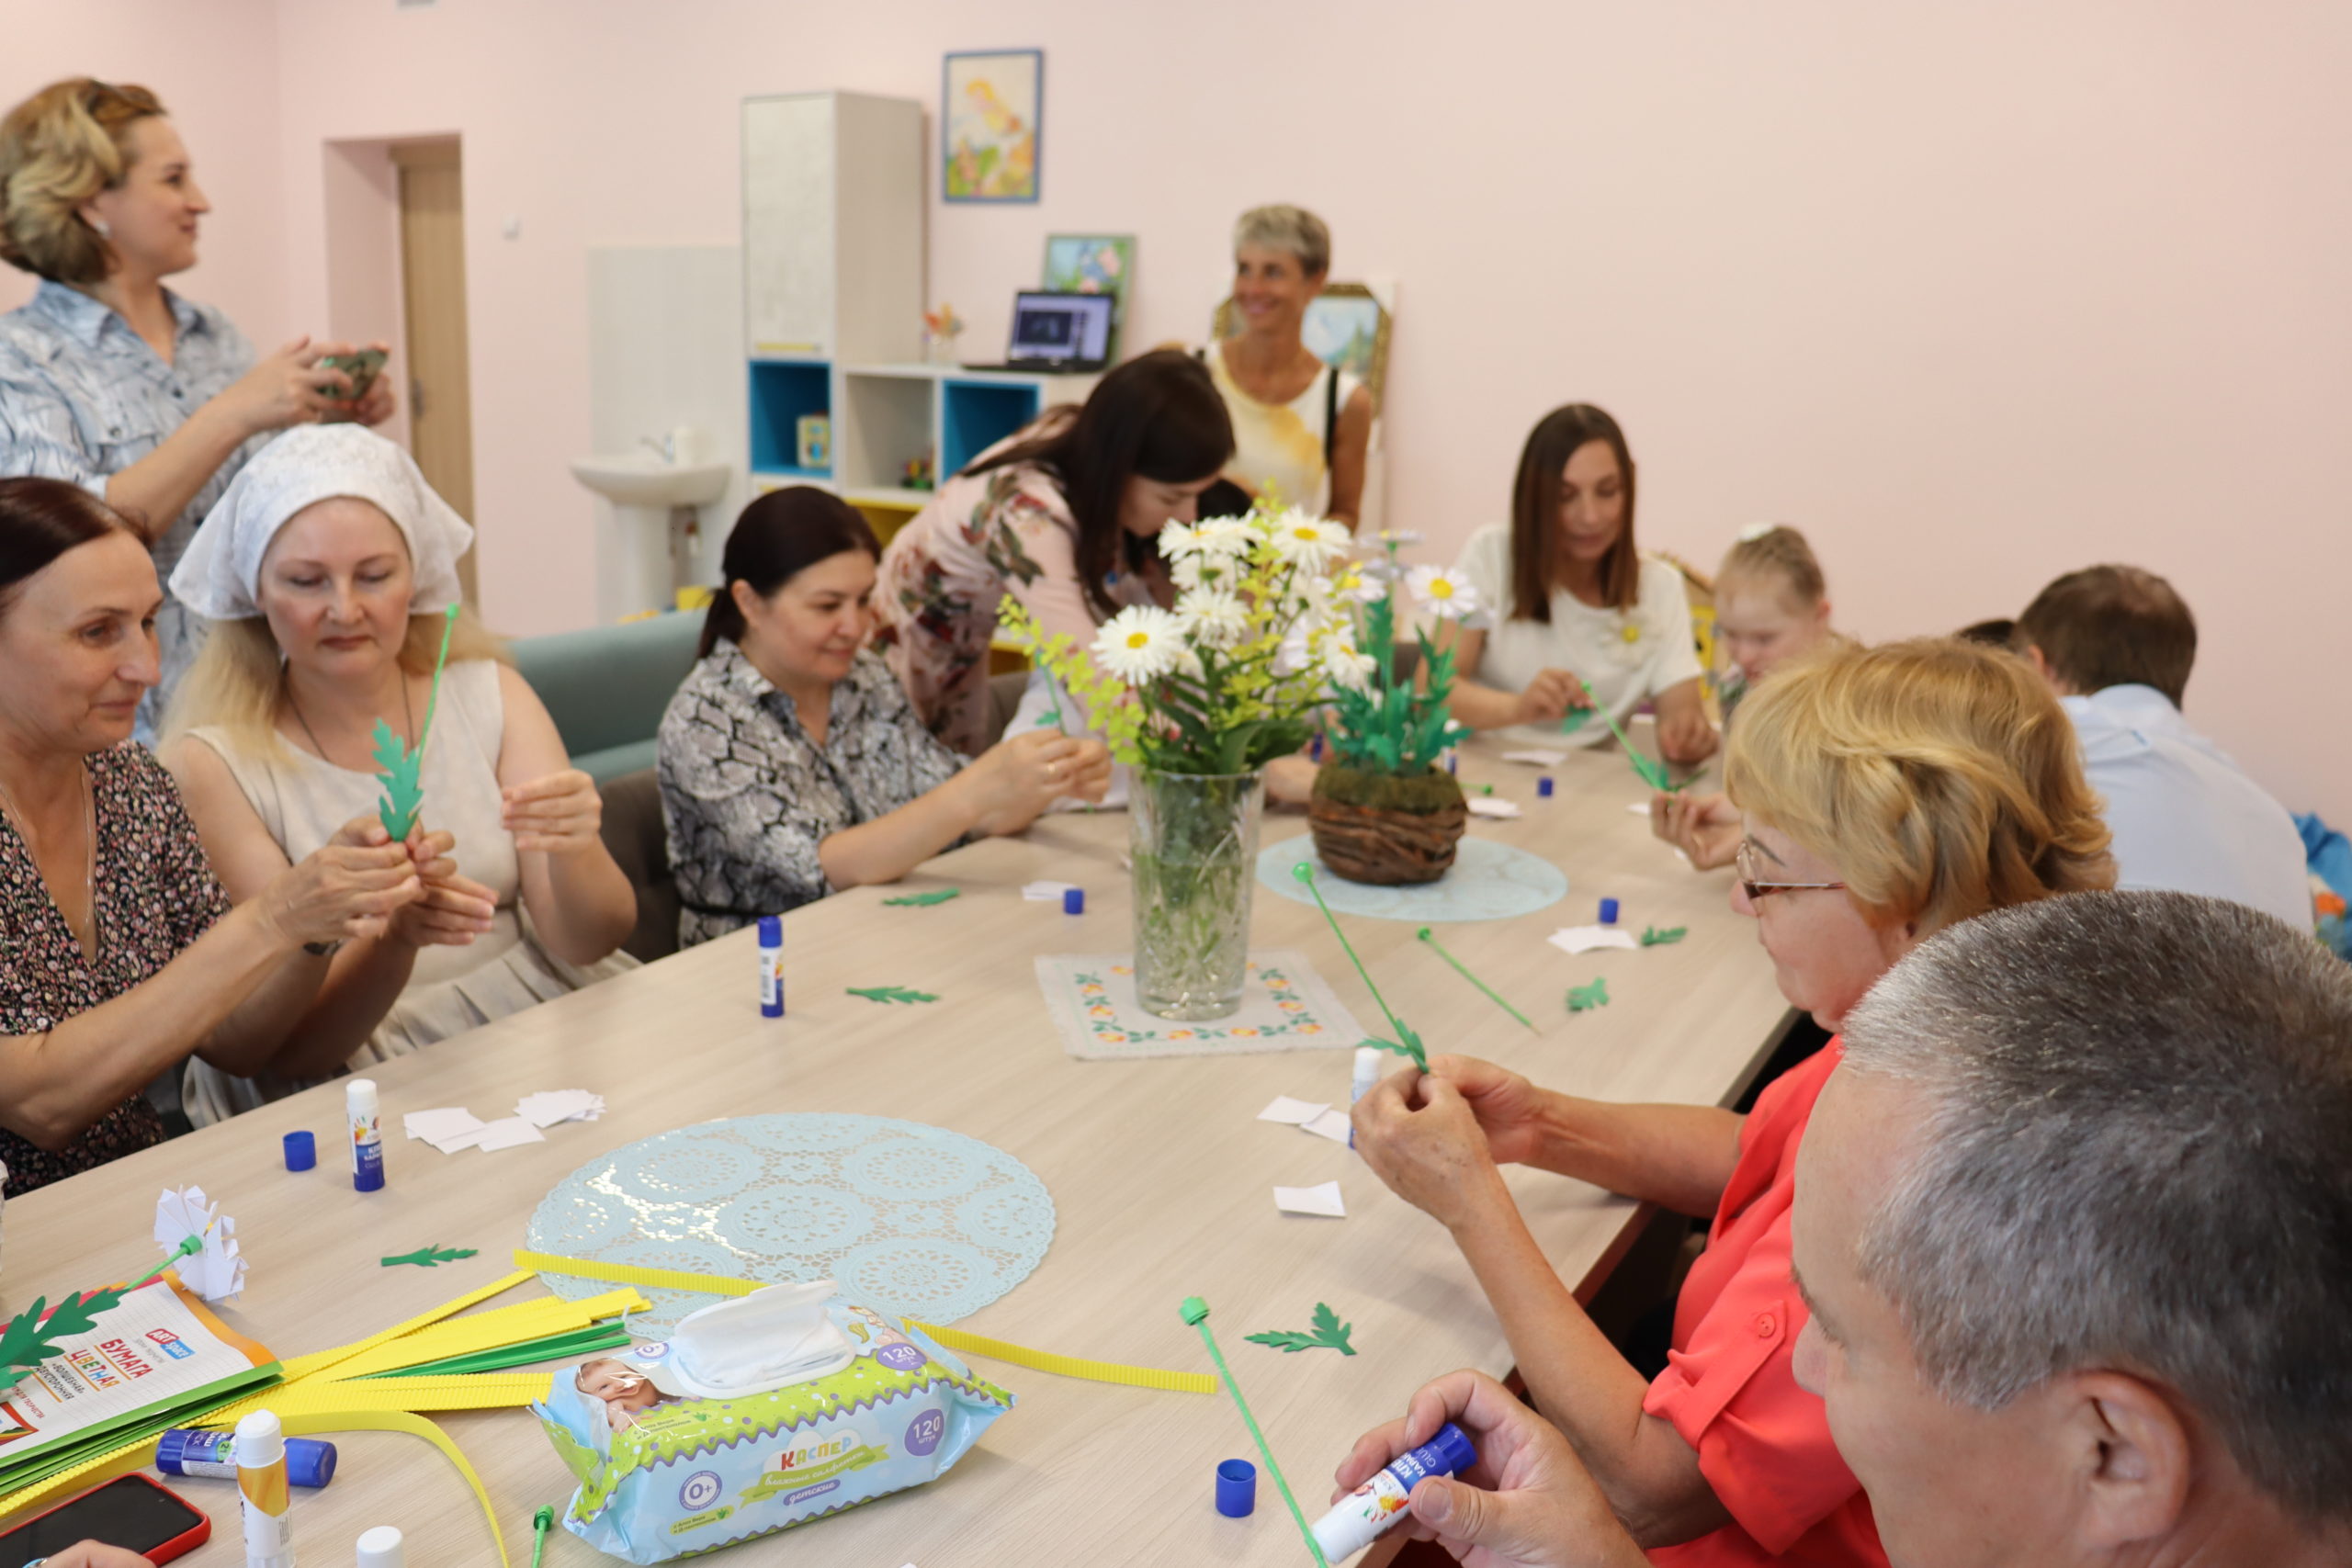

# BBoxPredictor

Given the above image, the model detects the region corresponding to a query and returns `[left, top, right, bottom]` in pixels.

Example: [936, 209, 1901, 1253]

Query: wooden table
[3, 740, 1790, 1567]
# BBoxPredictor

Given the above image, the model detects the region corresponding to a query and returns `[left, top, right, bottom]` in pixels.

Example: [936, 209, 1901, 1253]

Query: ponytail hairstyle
[965, 350, 1233, 618]
[699, 487, 880, 659]
[1508, 403, 1638, 620]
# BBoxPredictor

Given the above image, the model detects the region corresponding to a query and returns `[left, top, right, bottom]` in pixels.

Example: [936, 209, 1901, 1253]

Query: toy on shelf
[902, 454, 935, 491]
[923, 304, 965, 366]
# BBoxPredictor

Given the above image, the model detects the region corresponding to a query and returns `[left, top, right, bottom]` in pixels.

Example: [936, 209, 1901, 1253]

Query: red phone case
[1, 1473, 209, 1565]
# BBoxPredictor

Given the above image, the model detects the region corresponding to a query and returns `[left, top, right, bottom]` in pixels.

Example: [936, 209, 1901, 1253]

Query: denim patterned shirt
[657, 641, 968, 947]
[0, 279, 263, 581]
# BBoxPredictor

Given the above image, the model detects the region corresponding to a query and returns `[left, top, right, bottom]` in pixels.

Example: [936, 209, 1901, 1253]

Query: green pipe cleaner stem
[1290, 863, 1409, 1044]
[1181, 1296, 1330, 1568]
[1416, 927, 1536, 1031]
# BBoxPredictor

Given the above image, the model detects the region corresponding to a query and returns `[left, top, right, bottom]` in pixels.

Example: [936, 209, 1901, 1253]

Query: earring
[88, 216, 111, 239]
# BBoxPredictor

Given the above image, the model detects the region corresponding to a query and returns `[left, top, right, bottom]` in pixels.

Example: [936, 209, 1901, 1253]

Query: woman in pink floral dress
[872, 351, 1233, 754]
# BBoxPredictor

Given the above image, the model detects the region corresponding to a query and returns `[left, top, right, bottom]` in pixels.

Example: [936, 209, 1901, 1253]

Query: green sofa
[508, 611, 704, 786]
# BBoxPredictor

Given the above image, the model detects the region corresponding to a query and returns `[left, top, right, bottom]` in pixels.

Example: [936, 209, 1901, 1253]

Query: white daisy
[1158, 521, 1207, 561]
[154, 1185, 246, 1303]
[1321, 626, 1379, 692]
[1193, 518, 1257, 559]
[1091, 605, 1186, 682]
[1406, 564, 1482, 620]
[1268, 511, 1352, 570]
[1174, 587, 1250, 649]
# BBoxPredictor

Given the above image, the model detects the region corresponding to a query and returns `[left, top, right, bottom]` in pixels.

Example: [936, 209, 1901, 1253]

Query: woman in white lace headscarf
[159, 424, 637, 1125]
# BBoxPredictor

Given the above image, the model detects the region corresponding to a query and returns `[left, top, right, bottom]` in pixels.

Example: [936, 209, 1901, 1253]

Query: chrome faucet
[637, 433, 676, 464]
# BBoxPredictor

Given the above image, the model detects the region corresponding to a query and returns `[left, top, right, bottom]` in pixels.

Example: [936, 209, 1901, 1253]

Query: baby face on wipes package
[534, 1282, 1013, 1563]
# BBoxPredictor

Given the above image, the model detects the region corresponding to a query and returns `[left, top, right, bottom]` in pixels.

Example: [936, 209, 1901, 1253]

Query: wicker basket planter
[1306, 764, 1469, 886]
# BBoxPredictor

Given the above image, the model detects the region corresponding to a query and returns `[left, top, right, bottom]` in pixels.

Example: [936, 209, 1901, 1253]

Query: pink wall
[0, 0, 288, 339]
[14, 3, 2349, 820]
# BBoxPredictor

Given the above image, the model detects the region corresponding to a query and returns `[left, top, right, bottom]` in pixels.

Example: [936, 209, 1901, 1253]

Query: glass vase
[1131, 770, 1266, 1021]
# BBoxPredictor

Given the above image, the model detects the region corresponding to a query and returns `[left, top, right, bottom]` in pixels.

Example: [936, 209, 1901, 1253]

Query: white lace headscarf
[168, 425, 472, 619]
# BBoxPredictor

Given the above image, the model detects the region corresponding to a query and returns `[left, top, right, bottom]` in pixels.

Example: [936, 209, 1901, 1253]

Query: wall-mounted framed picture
[1042, 233, 1135, 350]
[943, 49, 1043, 203]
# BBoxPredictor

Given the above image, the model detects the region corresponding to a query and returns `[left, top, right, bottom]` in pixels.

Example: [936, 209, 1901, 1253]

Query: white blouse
[1453, 523, 1704, 746]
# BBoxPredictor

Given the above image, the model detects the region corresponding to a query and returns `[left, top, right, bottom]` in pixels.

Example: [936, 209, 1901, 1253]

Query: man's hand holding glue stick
[1328, 1370, 1649, 1568]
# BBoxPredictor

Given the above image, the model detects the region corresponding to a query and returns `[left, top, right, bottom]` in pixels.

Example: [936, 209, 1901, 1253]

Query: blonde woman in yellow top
[1200, 205, 1374, 527]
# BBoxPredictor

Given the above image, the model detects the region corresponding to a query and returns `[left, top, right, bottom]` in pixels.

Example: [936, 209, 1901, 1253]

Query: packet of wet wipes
[533, 1281, 1013, 1563]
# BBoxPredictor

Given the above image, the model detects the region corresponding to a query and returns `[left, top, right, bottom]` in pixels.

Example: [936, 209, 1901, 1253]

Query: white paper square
[1301, 1108, 1354, 1145]
[1466, 797, 1523, 819]
[1626, 800, 1654, 816]
[403, 1108, 483, 1143]
[1257, 1096, 1329, 1126]
[427, 1125, 493, 1154]
[1501, 749, 1569, 767]
[1273, 1181, 1347, 1218]
[1023, 881, 1080, 902]
[471, 1117, 548, 1152]
[1549, 925, 1640, 956]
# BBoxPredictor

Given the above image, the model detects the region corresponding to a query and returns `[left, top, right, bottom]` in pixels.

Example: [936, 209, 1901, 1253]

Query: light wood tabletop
[2, 738, 1791, 1567]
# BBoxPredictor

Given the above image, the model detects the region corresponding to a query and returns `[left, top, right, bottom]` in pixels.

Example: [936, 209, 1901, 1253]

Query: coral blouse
[1644, 1044, 1888, 1567]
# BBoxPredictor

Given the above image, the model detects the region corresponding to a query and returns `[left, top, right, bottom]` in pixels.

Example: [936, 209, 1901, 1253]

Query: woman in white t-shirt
[1442, 404, 1717, 764]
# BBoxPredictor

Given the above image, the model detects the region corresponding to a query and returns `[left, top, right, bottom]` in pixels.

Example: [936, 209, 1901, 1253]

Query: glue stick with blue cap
[758, 915, 784, 1018]
[157, 1426, 337, 1488]
[1310, 1422, 1477, 1561]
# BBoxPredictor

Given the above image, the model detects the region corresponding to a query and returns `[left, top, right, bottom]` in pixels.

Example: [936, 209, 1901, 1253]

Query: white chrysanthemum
[1175, 587, 1250, 648]
[1407, 564, 1482, 620]
[154, 1185, 246, 1303]
[1193, 518, 1256, 558]
[1091, 605, 1186, 682]
[1268, 511, 1352, 570]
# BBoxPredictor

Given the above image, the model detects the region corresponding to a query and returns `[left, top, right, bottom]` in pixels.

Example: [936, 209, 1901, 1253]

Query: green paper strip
[1290, 863, 1419, 1063]
[881, 888, 960, 907]
[1182, 1297, 1331, 1568]
[371, 1324, 631, 1380]
[1415, 927, 1535, 1032]
[1572, 680, 1676, 791]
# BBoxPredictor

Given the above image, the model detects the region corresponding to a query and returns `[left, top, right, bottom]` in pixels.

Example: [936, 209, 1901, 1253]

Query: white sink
[569, 453, 732, 508]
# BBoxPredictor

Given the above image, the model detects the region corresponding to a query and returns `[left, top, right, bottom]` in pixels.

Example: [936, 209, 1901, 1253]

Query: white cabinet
[741, 91, 922, 360]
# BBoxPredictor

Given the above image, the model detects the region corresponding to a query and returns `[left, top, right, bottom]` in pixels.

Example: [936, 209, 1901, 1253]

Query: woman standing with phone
[0, 78, 397, 731]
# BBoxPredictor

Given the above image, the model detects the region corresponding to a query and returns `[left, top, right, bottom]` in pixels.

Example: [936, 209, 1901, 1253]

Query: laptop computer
[964, 290, 1115, 373]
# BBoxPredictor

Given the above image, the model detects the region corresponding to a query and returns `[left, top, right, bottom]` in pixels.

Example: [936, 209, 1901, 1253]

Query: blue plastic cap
[1599, 897, 1621, 925]
[1216, 1458, 1257, 1517]
[1062, 886, 1085, 915]
[285, 1436, 337, 1489]
[757, 915, 782, 942]
[1537, 776, 1555, 797]
[1419, 1422, 1477, 1479]
[283, 1131, 315, 1171]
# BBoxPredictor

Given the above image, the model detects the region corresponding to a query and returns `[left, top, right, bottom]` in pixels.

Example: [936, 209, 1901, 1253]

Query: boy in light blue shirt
[2017, 565, 2310, 930]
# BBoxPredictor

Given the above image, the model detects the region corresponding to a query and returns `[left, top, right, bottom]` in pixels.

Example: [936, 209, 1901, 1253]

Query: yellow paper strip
[202, 1372, 552, 1424]
[512, 1250, 1211, 1394]
[308, 1288, 646, 1383]
[279, 1269, 533, 1382]
[276, 1410, 514, 1568]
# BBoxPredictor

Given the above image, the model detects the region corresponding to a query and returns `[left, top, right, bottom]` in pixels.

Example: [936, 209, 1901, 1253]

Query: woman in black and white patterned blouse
[0, 479, 427, 1191]
[658, 489, 1113, 948]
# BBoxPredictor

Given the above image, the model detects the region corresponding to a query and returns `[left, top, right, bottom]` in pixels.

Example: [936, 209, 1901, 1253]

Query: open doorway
[320, 135, 478, 604]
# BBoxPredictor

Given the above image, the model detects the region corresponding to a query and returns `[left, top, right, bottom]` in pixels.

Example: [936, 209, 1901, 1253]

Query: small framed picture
[943, 49, 1043, 203]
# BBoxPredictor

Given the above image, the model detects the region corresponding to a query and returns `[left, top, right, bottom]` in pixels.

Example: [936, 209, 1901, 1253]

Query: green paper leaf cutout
[1640, 925, 1689, 947]
[372, 717, 424, 840]
[1363, 1032, 1428, 1072]
[1566, 976, 1612, 1013]
[880, 888, 961, 907]
[0, 1285, 126, 1376]
[1245, 1302, 1357, 1357]
[846, 985, 939, 1005]
[379, 1245, 480, 1268]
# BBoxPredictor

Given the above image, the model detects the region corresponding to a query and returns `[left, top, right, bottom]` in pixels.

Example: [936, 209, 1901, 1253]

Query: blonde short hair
[1233, 204, 1330, 276]
[1715, 525, 1826, 610]
[164, 608, 507, 758]
[0, 78, 164, 285]
[1724, 637, 2113, 934]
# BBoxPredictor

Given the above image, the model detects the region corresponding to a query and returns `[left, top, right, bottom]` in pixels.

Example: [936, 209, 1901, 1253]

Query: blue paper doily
[525, 1114, 1056, 1332]
[1256, 833, 1568, 923]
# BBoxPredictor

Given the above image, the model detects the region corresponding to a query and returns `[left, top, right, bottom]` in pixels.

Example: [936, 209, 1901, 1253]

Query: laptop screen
[1006, 291, 1114, 365]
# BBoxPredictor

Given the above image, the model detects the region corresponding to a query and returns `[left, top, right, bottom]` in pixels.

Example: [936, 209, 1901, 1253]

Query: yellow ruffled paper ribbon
[512, 1248, 1215, 1395]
